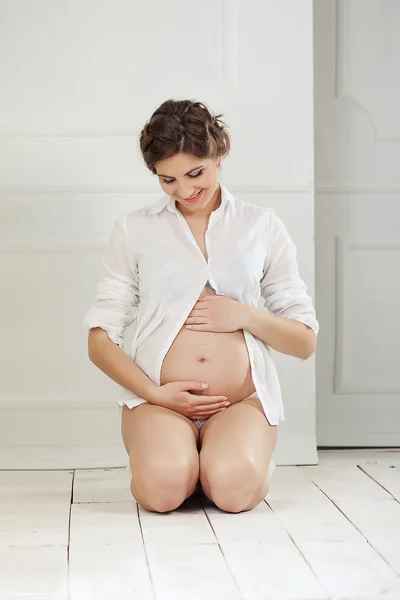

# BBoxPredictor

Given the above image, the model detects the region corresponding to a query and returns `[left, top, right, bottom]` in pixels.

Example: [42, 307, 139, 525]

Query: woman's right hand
[152, 381, 230, 419]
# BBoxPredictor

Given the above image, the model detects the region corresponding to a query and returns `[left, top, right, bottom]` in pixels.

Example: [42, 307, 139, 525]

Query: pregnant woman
[83, 99, 319, 514]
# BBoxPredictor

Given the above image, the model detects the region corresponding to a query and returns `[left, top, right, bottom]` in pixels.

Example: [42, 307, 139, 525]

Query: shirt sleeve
[260, 209, 319, 336]
[82, 214, 140, 346]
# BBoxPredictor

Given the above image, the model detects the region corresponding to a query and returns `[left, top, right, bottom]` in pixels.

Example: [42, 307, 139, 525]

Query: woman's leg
[198, 396, 278, 513]
[121, 403, 200, 513]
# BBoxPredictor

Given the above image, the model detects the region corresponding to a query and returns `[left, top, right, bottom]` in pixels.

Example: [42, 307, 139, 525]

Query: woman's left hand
[184, 295, 246, 333]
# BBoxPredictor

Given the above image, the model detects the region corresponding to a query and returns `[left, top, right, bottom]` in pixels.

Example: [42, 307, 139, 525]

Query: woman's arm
[185, 295, 316, 360]
[240, 307, 316, 360]
[83, 215, 139, 347]
[83, 215, 159, 403]
[256, 209, 319, 359]
[88, 327, 160, 402]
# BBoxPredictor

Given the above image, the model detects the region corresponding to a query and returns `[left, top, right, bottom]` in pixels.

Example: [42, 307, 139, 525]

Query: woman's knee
[130, 457, 200, 513]
[200, 457, 266, 513]
[121, 403, 201, 511]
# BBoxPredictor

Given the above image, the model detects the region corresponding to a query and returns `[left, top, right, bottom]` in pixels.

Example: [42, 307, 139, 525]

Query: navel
[197, 356, 208, 363]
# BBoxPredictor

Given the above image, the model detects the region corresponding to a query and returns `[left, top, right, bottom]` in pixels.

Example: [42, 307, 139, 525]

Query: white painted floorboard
[0, 449, 399, 600]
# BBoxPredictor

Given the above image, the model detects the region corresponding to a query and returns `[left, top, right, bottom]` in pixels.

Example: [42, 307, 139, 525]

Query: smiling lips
[184, 189, 204, 203]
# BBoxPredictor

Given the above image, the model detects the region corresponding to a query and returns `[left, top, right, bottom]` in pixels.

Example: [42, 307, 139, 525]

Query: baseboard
[0, 404, 128, 469]
[0, 445, 128, 470]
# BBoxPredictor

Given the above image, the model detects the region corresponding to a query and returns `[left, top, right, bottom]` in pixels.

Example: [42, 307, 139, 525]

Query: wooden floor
[1, 449, 400, 600]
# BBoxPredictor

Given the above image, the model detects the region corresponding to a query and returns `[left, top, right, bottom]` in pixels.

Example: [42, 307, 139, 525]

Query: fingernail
[201, 383, 208, 388]
[224, 402, 230, 406]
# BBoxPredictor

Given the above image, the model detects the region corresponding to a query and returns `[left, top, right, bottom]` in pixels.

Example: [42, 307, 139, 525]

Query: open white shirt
[83, 185, 319, 425]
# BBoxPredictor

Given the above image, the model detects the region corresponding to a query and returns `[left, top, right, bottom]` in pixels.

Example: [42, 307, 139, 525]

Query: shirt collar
[145, 184, 236, 217]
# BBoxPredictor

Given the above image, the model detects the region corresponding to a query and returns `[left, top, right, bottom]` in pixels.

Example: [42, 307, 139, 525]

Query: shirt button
[253, 361, 257, 367]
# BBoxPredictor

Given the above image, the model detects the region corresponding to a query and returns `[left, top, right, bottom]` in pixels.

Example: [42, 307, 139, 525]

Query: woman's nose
[176, 184, 195, 200]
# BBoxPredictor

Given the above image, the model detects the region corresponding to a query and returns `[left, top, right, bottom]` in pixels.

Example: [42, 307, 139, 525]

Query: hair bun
[139, 99, 231, 173]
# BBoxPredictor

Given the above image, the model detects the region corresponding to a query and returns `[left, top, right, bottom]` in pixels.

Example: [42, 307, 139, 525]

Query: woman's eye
[161, 170, 203, 185]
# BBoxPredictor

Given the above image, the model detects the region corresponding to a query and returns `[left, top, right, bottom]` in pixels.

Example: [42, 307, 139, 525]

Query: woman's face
[154, 152, 221, 215]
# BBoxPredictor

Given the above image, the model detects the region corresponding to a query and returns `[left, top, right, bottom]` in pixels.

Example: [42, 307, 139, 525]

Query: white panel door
[314, 0, 400, 446]
[0, 0, 316, 467]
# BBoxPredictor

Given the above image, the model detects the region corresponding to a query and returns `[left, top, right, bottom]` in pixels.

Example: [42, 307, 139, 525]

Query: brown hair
[139, 99, 231, 174]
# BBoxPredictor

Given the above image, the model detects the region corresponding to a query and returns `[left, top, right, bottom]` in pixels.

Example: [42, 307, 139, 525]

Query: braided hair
[139, 99, 231, 173]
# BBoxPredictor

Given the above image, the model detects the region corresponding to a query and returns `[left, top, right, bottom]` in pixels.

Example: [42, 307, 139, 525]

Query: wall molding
[0, 133, 142, 138]
[0, 393, 121, 410]
[0, 241, 105, 253]
[334, 236, 400, 394]
[222, 0, 239, 92]
[317, 185, 400, 194]
[3, 184, 400, 195]
[335, 0, 400, 143]
[0, 184, 313, 194]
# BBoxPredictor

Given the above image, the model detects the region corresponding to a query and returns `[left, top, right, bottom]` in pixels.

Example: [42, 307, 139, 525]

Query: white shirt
[83, 185, 319, 425]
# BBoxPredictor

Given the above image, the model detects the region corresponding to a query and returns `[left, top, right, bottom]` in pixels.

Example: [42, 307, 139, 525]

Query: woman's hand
[184, 295, 246, 333]
[152, 381, 230, 419]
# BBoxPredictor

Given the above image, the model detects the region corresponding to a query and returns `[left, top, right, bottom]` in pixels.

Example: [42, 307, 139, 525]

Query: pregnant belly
[160, 327, 256, 405]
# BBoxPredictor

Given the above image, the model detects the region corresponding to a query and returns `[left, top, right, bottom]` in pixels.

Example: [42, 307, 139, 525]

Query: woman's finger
[187, 393, 228, 404]
[191, 407, 226, 418]
[191, 401, 229, 413]
[194, 300, 208, 308]
[189, 308, 207, 316]
[186, 316, 208, 324]
[193, 400, 229, 412]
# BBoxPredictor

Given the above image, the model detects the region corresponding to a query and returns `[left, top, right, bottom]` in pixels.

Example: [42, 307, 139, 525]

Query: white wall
[0, 0, 317, 468]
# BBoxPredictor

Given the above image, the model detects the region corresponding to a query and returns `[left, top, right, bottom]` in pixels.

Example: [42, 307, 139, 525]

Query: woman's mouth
[184, 189, 204, 204]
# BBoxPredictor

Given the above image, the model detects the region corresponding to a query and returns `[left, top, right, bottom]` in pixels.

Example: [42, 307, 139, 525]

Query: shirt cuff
[82, 319, 123, 347]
